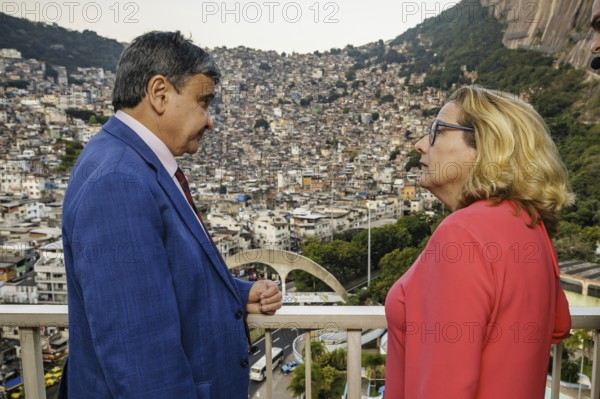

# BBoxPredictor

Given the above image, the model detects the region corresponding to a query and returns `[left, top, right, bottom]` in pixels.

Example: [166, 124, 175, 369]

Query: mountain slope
[0, 12, 123, 71]
[383, 0, 600, 227]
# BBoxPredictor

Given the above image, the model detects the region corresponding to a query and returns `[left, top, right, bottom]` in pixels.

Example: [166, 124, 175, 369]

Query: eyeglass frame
[428, 120, 475, 146]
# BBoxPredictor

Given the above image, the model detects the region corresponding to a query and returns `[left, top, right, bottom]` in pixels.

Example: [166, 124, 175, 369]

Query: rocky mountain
[482, 0, 594, 69]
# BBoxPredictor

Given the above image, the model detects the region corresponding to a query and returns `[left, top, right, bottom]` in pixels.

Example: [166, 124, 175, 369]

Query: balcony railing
[0, 305, 599, 399]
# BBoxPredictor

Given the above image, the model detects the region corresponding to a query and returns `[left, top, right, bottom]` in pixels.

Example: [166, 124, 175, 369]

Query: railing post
[347, 329, 362, 399]
[304, 331, 312, 399]
[265, 329, 273, 399]
[19, 326, 46, 399]
[551, 343, 562, 399]
[592, 330, 600, 399]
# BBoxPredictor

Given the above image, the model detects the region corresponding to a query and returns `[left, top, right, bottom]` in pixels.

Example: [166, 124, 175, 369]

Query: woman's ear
[146, 75, 170, 115]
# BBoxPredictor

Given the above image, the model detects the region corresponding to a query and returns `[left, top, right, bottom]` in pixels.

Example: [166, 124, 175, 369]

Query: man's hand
[246, 280, 283, 315]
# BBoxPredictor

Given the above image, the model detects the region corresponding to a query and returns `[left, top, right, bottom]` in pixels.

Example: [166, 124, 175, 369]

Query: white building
[410, 197, 424, 213]
[54, 66, 68, 85]
[253, 215, 290, 250]
[77, 127, 94, 143]
[22, 175, 43, 199]
[418, 190, 438, 208]
[213, 229, 249, 258]
[34, 240, 67, 304]
[0, 161, 24, 193]
[25, 201, 47, 219]
[0, 201, 26, 224]
[0, 273, 38, 304]
[290, 212, 330, 240]
[322, 207, 354, 235]
[44, 107, 67, 124]
[208, 213, 242, 232]
[0, 48, 22, 58]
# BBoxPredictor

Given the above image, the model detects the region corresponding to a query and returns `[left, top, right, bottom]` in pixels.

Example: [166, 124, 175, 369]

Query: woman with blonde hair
[385, 85, 573, 398]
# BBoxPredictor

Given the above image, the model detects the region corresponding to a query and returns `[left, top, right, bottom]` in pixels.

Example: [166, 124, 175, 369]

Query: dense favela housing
[0, 40, 447, 394]
[0, 42, 448, 303]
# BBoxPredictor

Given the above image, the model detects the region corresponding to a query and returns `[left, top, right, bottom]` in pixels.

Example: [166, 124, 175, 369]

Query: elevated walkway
[559, 260, 600, 297]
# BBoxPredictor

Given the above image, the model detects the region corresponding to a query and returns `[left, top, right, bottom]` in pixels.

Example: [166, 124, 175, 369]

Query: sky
[7, 0, 462, 53]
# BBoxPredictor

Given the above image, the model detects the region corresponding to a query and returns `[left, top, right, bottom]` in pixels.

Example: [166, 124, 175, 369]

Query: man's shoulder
[67, 129, 154, 203]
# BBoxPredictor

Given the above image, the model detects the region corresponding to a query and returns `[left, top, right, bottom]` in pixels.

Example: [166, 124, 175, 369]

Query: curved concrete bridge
[224, 249, 348, 302]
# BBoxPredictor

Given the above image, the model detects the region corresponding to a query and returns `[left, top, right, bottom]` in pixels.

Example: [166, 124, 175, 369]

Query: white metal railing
[0, 305, 599, 399]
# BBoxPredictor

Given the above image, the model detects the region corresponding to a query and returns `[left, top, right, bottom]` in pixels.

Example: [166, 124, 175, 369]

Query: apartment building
[34, 240, 67, 304]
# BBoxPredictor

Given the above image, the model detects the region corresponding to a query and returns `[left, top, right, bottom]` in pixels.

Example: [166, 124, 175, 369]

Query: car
[45, 376, 59, 387]
[9, 387, 23, 399]
[281, 360, 300, 374]
[47, 366, 62, 378]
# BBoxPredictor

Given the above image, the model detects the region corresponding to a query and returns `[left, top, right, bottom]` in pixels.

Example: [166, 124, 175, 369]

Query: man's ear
[146, 75, 170, 115]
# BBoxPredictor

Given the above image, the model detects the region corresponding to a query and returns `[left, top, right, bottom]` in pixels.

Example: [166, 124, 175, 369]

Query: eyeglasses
[428, 120, 475, 146]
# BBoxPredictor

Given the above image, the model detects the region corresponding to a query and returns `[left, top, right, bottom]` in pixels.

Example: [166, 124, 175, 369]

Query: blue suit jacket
[61, 116, 254, 398]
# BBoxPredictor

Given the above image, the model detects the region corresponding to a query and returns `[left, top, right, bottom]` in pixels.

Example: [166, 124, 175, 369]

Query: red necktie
[175, 167, 200, 218]
[174, 167, 254, 351]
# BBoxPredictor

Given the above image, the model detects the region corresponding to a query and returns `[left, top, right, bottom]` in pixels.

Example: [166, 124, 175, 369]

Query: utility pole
[367, 202, 371, 287]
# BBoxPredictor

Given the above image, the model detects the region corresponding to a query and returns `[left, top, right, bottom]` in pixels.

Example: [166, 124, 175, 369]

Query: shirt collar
[115, 110, 179, 177]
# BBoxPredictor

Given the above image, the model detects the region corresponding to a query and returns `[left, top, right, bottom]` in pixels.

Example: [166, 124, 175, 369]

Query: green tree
[369, 246, 420, 304]
[351, 224, 412, 271]
[0, 12, 123, 72]
[404, 150, 421, 171]
[254, 118, 270, 130]
[328, 348, 347, 371]
[300, 239, 363, 286]
[259, 62, 272, 71]
[335, 80, 347, 90]
[397, 212, 437, 247]
[288, 363, 323, 399]
[554, 221, 598, 261]
[319, 366, 340, 395]
[289, 340, 328, 398]
[55, 139, 84, 172]
[362, 352, 386, 392]
[379, 94, 395, 104]
[304, 340, 329, 367]
[582, 226, 600, 245]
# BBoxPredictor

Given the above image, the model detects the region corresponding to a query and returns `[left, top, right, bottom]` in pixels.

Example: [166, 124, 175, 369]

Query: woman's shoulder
[439, 200, 528, 234]
[451, 199, 522, 220]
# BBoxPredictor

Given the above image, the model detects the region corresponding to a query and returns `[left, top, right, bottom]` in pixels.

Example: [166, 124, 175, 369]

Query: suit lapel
[102, 117, 243, 304]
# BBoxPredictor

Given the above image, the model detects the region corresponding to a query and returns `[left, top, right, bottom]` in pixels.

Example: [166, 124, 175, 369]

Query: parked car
[48, 366, 62, 378]
[45, 375, 59, 387]
[9, 386, 23, 399]
[281, 360, 300, 374]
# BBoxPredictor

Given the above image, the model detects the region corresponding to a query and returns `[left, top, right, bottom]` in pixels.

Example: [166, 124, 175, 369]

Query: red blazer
[385, 200, 570, 398]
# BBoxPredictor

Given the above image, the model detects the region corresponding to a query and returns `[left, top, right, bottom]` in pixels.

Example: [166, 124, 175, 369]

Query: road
[248, 327, 301, 398]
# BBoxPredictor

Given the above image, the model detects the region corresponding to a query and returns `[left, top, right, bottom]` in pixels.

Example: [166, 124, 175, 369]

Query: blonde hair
[449, 85, 574, 237]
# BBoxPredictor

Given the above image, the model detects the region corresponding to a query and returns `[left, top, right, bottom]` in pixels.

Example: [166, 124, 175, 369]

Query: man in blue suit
[61, 31, 282, 398]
